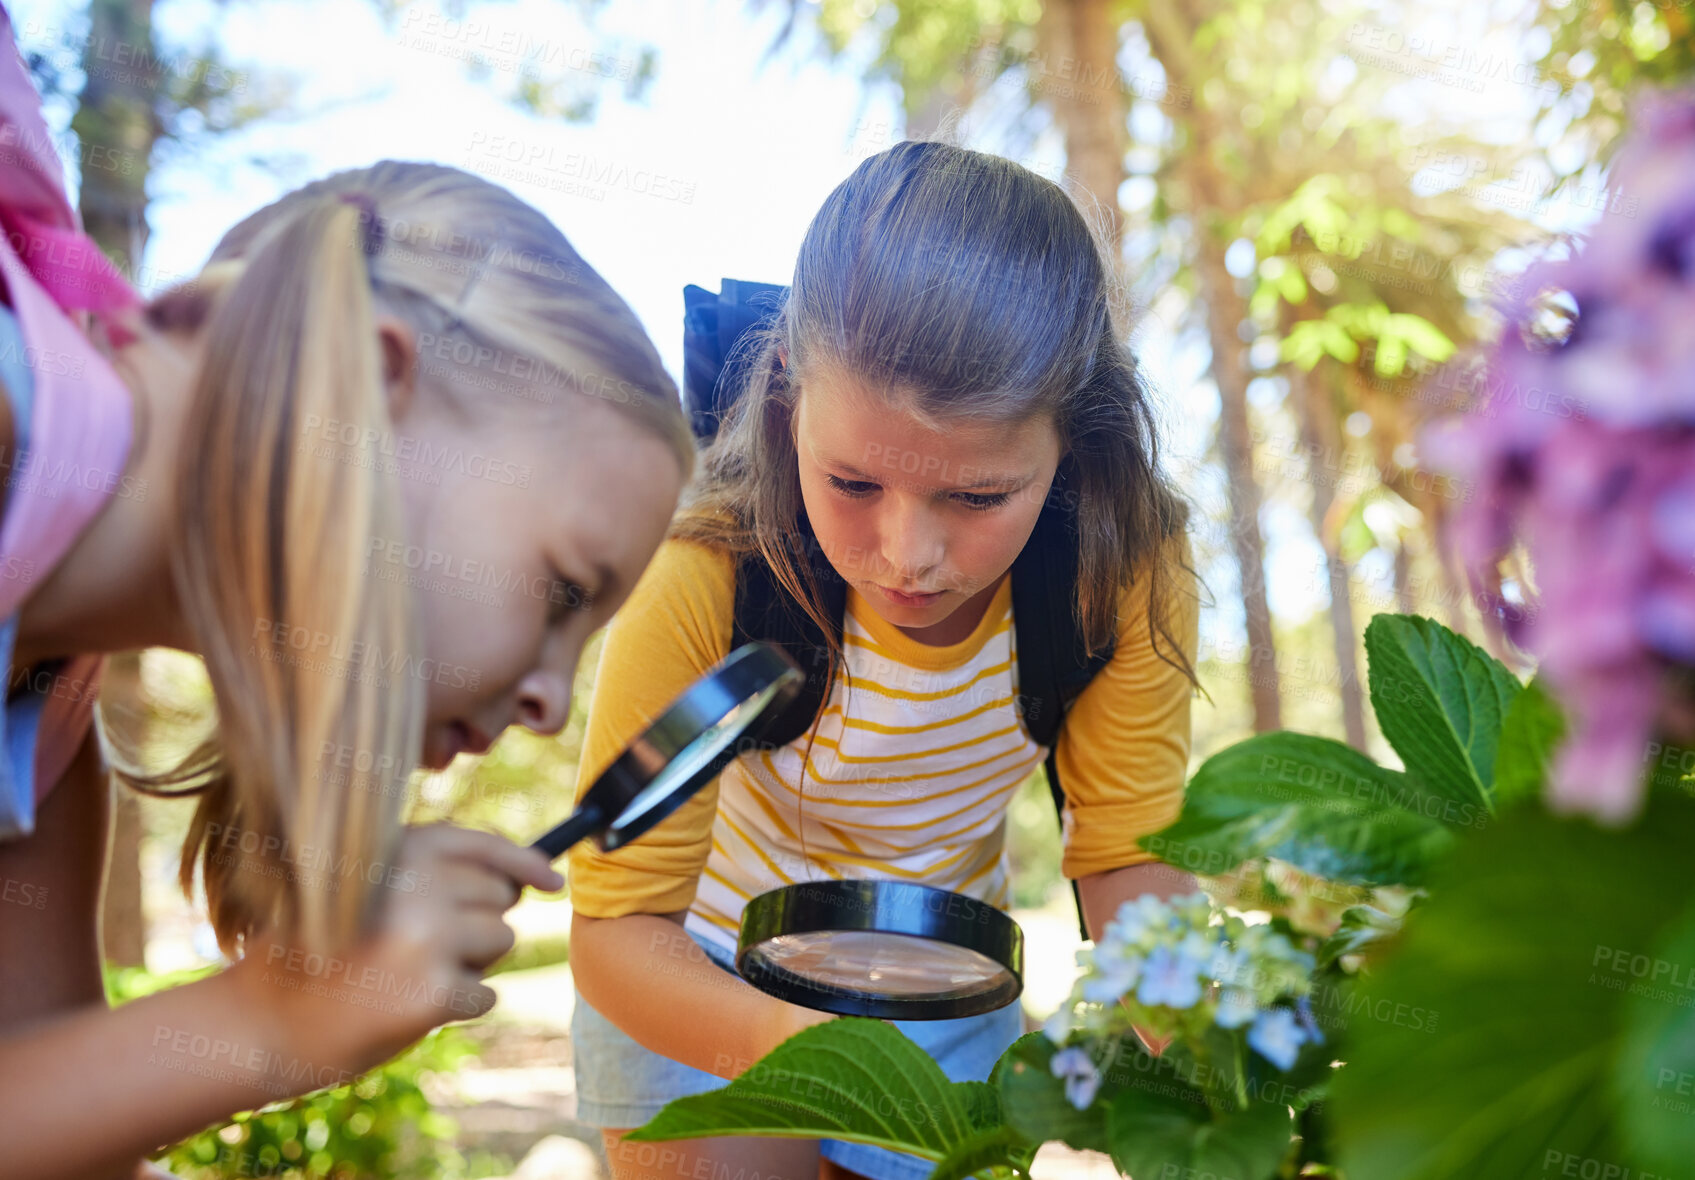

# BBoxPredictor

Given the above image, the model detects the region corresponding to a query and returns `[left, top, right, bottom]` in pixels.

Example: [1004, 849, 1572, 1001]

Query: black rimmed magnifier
[736, 880, 1025, 1021]
[530, 642, 804, 858]
[527, 641, 1025, 1022]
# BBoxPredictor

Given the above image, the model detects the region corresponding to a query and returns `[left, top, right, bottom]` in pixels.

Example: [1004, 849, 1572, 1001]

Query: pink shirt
[0, 2, 143, 839]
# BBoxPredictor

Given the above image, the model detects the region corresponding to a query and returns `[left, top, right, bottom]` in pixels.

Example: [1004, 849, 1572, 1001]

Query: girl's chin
[419, 726, 464, 771]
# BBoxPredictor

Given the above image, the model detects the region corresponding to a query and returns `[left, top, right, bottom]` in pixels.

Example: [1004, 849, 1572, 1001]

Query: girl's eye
[956, 491, 1011, 511]
[546, 578, 591, 626]
[825, 474, 879, 498]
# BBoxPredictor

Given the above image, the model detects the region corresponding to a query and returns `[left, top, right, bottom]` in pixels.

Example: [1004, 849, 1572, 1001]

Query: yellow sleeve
[1052, 532, 1202, 879]
[566, 534, 737, 917]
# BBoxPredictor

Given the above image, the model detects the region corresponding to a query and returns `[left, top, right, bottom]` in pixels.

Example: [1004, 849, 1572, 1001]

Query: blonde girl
[568, 141, 1204, 1180]
[0, 10, 695, 1173]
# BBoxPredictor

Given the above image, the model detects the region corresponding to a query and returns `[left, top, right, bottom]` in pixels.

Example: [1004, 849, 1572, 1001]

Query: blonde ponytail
[98, 163, 694, 956]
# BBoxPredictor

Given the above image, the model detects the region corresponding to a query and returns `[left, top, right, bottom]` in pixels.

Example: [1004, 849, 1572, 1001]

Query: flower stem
[1234, 1036, 1248, 1111]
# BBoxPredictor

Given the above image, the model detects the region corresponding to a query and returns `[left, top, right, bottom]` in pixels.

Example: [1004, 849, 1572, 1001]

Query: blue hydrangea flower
[1043, 1007, 1075, 1046]
[1135, 944, 1203, 1009]
[1108, 894, 1171, 944]
[1248, 1007, 1306, 1070]
[1295, 995, 1325, 1045]
[1176, 930, 1216, 966]
[1081, 939, 1142, 1004]
[1204, 942, 1252, 987]
[1050, 1046, 1101, 1110]
[1216, 986, 1258, 1029]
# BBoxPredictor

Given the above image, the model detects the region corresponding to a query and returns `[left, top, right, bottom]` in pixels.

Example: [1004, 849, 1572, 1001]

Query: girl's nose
[516, 670, 573, 736]
[880, 500, 946, 582]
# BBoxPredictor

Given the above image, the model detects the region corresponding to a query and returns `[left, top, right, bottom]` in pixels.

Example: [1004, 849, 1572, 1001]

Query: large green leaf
[1140, 731, 1460, 886]
[625, 1019, 971, 1157]
[1492, 676, 1566, 808]
[1613, 896, 1695, 1175]
[996, 1033, 1110, 1153]
[1106, 1083, 1295, 1180]
[1316, 904, 1404, 970]
[953, 1080, 1001, 1132]
[926, 1127, 1036, 1180]
[1330, 791, 1695, 1180]
[1364, 615, 1520, 808]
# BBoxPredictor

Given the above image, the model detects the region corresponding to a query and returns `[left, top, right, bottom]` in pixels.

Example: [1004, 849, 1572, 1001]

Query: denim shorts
[570, 922, 1026, 1180]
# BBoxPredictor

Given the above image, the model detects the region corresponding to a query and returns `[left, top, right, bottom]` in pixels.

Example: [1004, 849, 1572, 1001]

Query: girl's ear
[776, 343, 788, 370]
[375, 313, 419, 422]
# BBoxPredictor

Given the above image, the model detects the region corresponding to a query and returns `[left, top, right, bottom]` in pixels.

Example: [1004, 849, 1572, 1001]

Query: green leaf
[1105, 1080, 1295, 1180]
[1280, 320, 1358, 369]
[1140, 731, 1461, 886]
[1364, 615, 1521, 809]
[1329, 791, 1695, 1180]
[953, 1080, 1001, 1132]
[1250, 278, 1285, 321]
[1373, 333, 1407, 377]
[1276, 264, 1308, 303]
[997, 1033, 1109, 1153]
[1385, 312, 1456, 361]
[1317, 904, 1404, 970]
[1614, 897, 1695, 1174]
[626, 1019, 970, 1157]
[926, 1126, 1037, 1180]
[1493, 676, 1566, 808]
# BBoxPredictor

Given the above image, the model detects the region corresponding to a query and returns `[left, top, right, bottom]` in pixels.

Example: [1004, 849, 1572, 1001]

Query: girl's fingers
[456, 980, 498, 1021]
[437, 860, 521, 912]
[455, 909, 519, 973]
[432, 824, 566, 894]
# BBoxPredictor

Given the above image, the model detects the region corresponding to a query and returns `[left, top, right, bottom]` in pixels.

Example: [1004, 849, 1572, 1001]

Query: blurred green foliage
[106, 965, 507, 1180]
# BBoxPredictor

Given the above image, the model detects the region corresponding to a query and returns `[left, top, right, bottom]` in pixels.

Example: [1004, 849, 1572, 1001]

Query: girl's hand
[232, 823, 563, 1079]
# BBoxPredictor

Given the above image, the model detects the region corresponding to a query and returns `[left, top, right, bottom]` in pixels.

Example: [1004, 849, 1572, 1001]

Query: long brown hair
[97, 162, 694, 954]
[675, 142, 1199, 743]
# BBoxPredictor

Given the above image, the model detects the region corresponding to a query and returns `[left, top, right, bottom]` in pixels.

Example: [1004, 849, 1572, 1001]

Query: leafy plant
[624, 612, 1568, 1178]
[107, 965, 492, 1180]
[1140, 614, 1528, 891]
[1330, 787, 1695, 1180]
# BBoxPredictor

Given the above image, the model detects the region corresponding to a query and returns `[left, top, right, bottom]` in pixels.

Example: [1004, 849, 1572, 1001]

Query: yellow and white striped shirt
[568, 524, 1199, 959]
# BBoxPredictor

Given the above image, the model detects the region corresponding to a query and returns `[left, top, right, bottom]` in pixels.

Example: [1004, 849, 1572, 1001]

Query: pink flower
[1423, 86, 1695, 825]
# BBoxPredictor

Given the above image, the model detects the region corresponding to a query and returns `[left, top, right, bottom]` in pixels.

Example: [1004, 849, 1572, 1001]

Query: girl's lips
[421, 721, 493, 770]
[459, 722, 494, 756]
[876, 584, 945, 607]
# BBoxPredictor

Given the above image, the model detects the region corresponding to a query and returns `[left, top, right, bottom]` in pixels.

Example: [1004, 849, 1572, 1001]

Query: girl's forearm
[570, 911, 818, 1078]
[2, 957, 342, 1179]
[1078, 861, 1199, 942]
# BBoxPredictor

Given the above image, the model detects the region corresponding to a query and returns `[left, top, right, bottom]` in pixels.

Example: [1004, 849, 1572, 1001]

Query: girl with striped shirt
[569, 141, 1203, 1180]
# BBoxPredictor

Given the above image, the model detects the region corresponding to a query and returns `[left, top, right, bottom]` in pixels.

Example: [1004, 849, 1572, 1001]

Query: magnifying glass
[530, 642, 804, 859]
[736, 880, 1025, 1021]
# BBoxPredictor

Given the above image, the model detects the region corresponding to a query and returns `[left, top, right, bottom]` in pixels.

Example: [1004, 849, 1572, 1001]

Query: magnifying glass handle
[530, 804, 604, 861]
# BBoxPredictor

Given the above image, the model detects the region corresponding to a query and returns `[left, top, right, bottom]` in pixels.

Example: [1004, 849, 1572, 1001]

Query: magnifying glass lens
[610, 676, 790, 835]
[746, 930, 1012, 1000]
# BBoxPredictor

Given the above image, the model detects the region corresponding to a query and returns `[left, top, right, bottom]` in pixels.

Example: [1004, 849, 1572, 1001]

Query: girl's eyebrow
[825, 456, 1028, 491]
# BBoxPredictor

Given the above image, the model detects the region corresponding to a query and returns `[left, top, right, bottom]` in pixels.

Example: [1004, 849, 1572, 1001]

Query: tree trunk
[1394, 542, 1416, 615]
[1292, 367, 1366, 749]
[71, 0, 161, 268]
[73, 0, 162, 969]
[1134, 0, 1282, 731]
[1035, 0, 1128, 251]
[1195, 240, 1283, 731]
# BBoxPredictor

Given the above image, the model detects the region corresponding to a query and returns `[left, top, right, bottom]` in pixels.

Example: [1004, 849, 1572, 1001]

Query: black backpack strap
[682, 279, 788, 441]
[731, 509, 845, 748]
[1011, 457, 1117, 941]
